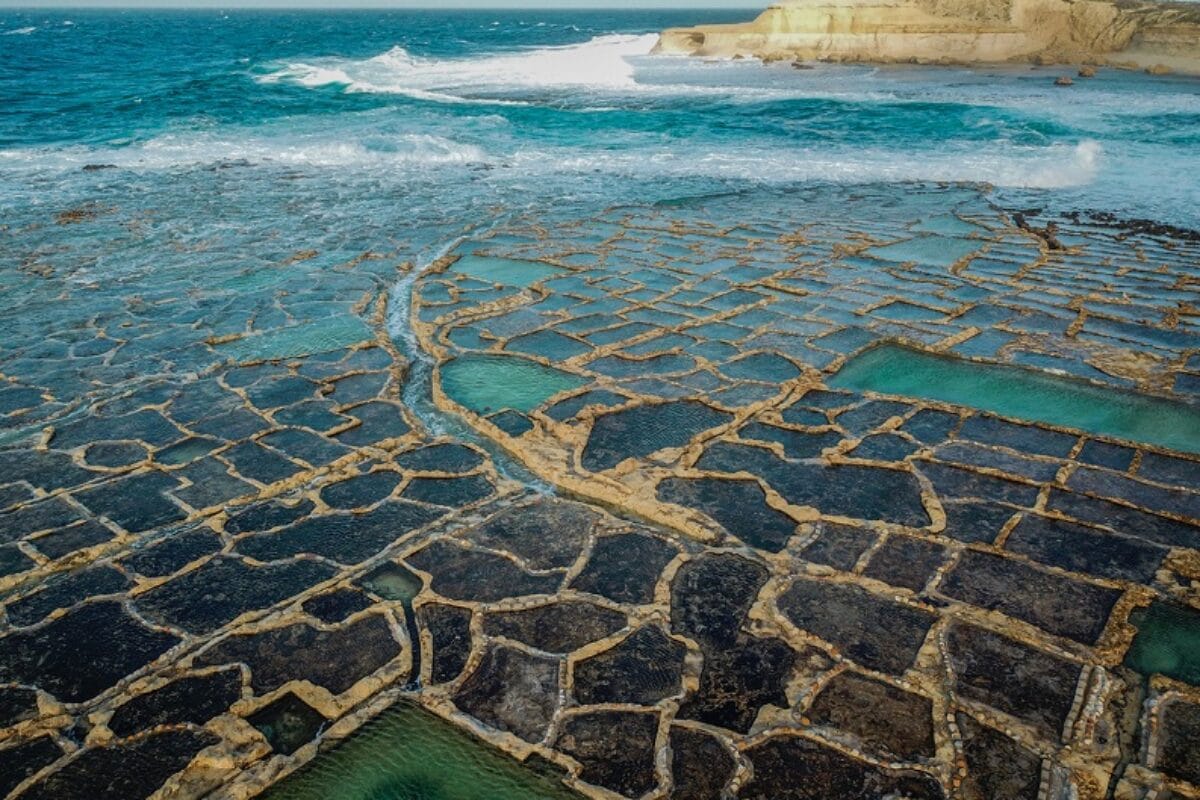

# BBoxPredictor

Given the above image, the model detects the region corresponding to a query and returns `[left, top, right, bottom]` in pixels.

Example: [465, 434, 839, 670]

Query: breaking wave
[260, 33, 659, 101]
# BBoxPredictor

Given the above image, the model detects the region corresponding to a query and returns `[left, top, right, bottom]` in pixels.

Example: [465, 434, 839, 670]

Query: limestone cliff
[654, 0, 1200, 74]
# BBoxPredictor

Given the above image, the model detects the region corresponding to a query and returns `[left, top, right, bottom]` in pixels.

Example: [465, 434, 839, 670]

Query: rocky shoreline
[0, 184, 1198, 800]
[654, 0, 1200, 75]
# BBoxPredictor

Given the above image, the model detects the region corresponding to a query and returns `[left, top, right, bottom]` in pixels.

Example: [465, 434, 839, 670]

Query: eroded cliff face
[654, 0, 1200, 73]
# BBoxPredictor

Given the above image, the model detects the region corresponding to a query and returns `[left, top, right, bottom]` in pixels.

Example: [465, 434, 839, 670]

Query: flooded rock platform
[1, 184, 1199, 800]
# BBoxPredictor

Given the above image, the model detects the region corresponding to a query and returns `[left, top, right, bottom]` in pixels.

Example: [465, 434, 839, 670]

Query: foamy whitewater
[1, 8, 1197, 240]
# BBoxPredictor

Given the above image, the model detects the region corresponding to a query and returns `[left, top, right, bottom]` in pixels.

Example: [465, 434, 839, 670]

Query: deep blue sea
[1, 7, 1197, 261]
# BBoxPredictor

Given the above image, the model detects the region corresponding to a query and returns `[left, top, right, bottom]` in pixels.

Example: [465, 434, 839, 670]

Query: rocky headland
[654, 0, 1200, 74]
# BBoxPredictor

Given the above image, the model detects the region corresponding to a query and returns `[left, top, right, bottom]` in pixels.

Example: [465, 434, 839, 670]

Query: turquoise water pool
[830, 344, 1200, 454]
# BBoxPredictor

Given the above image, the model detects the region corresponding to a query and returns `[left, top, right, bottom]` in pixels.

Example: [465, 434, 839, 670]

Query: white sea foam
[0, 131, 490, 172]
[260, 33, 659, 100]
[3, 26, 36, 35]
[0, 123, 1106, 193]
[516, 139, 1104, 190]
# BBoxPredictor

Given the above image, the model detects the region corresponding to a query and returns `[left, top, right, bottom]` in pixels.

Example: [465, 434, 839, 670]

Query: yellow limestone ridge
[653, 0, 1200, 73]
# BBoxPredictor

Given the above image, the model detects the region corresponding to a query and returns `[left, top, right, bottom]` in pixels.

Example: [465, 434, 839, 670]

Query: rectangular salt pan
[830, 344, 1200, 455]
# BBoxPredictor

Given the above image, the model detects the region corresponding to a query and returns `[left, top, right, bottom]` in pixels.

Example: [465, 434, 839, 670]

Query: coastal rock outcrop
[654, 0, 1200, 73]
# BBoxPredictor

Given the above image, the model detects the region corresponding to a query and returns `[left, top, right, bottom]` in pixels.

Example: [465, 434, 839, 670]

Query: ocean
[2, 7, 1198, 236]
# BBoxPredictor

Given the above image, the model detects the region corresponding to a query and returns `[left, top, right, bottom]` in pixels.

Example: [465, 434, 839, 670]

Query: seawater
[2, 8, 1199, 231]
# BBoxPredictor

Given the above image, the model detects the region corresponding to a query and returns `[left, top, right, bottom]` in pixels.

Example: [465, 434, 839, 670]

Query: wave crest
[520, 139, 1104, 190]
[259, 33, 659, 101]
[0, 132, 489, 172]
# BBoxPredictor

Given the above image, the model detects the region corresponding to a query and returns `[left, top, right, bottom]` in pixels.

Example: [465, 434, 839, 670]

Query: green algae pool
[829, 344, 1200, 454]
[1124, 602, 1200, 685]
[440, 354, 586, 415]
[261, 700, 580, 800]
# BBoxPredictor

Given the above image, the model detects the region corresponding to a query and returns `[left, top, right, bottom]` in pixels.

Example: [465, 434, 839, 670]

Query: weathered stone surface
[778, 578, 935, 675]
[221, 442, 301, 485]
[334, 400, 411, 447]
[19, 729, 217, 800]
[0, 450, 91, 493]
[197, 614, 400, 695]
[902, 409, 960, 444]
[30, 520, 114, 560]
[318, 472, 401, 510]
[0, 601, 179, 703]
[108, 668, 242, 737]
[1069, 466, 1200, 520]
[956, 713, 1043, 800]
[464, 500, 597, 570]
[0, 736, 62, 797]
[5, 565, 131, 626]
[235, 501, 444, 563]
[861, 535, 946, 592]
[851, 432, 919, 461]
[1004, 513, 1167, 583]
[0, 545, 36, 578]
[934, 441, 1060, 483]
[407, 540, 562, 602]
[7, 183, 1200, 800]
[808, 671, 935, 761]
[137, 556, 336, 634]
[918, 462, 1039, 508]
[940, 500, 1016, 544]
[1156, 698, 1200, 786]
[698, 442, 931, 527]
[582, 400, 733, 472]
[671, 552, 768, 648]
[1139, 452, 1200, 489]
[669, 726, 736, 800]
[401, 475, 495, 507]
[74, 471, 187, 533]
[394, 443, 484, 473]
[0, 686, 40, 728]
[52, 410, 182, 451]
[800, 522, 876, 571]
[555, 710, 659, 798]
[571, 531, 678, 605]
[835, 400, 912, 435]
[301, 588, 373, 624]
[678, 634, 795, 733]
[484, 601, 626, 654]
[739, 735, 945, 800]
[1046, 488, 1200, 549]
[574, 625, 685, 705]
[418, 602, 474, 684]
[223, 498, 315, 534]
[945, 623, 1081, 741]
[0, 498, 84, 544]
[453, 645, 560, 743]
[957, 415, 1075, 457]
[657, 476, 798, 552]
[938, 550, 1120, 644]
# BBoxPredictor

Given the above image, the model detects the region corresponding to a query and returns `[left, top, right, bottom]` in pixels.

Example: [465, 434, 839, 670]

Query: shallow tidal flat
[0, 182, 1198, 800]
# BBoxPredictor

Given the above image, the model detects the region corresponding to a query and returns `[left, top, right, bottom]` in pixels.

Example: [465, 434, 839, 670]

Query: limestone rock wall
[653, 0, 1200, 73]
